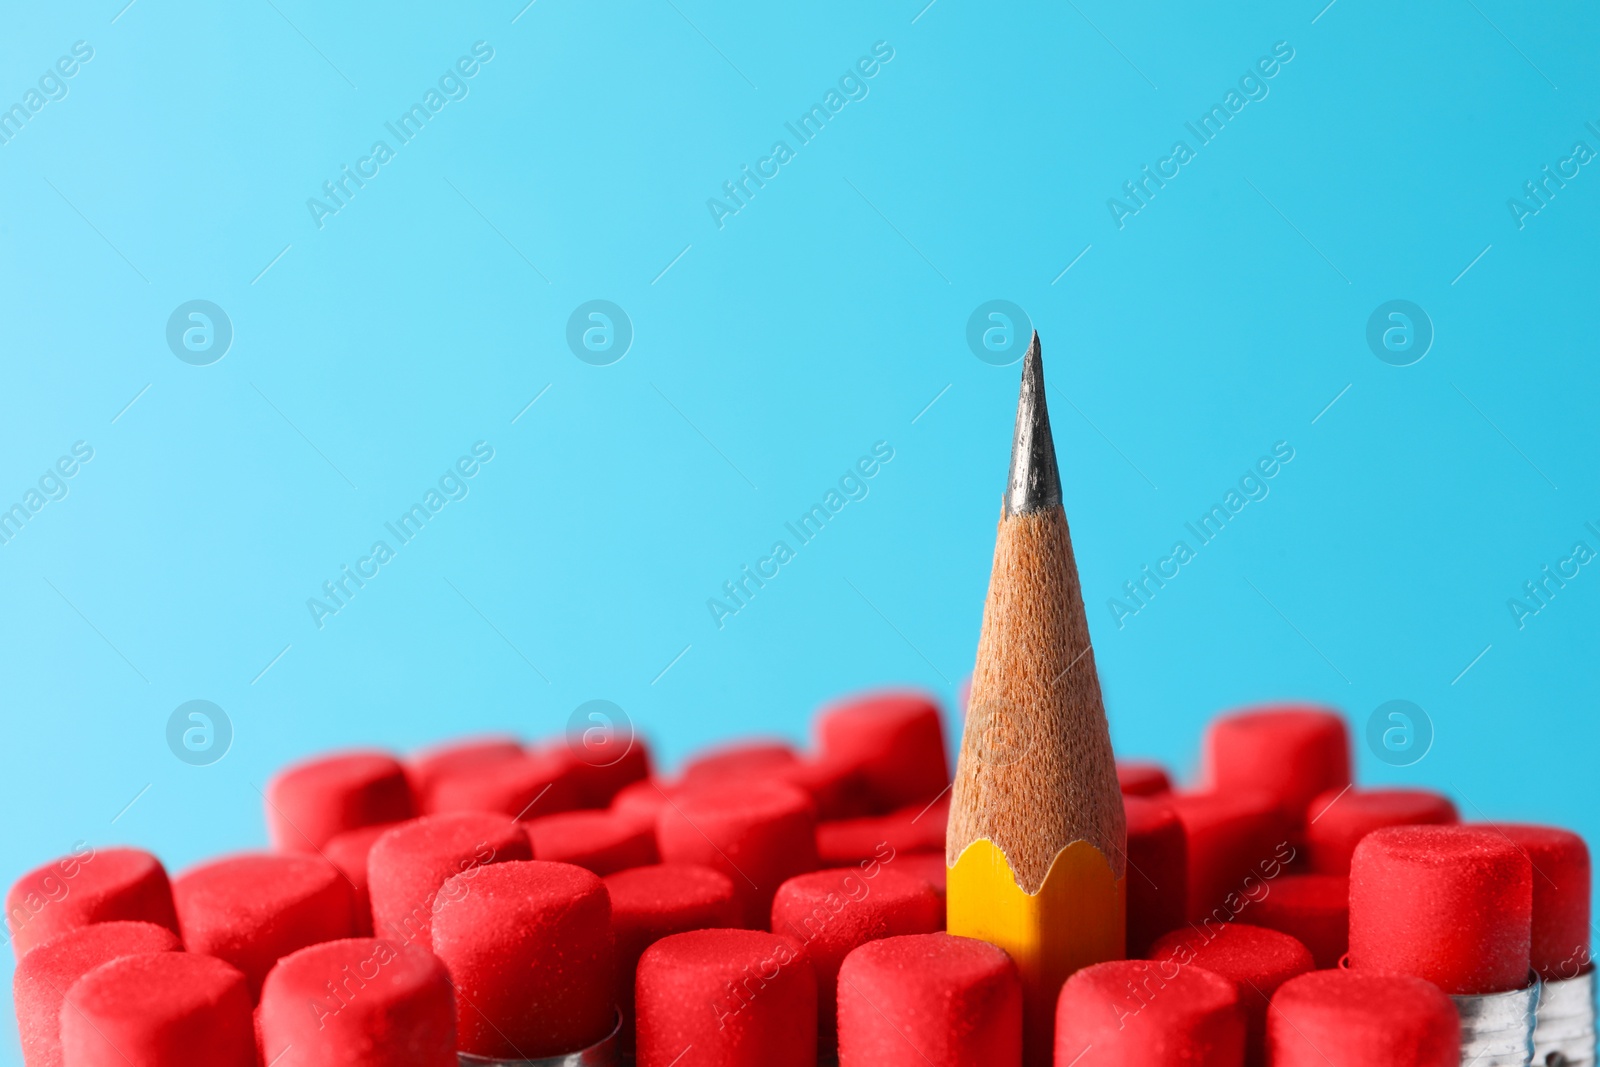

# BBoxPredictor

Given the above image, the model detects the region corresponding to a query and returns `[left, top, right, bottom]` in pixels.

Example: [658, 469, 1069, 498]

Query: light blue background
[1, 0, 1596, 1056]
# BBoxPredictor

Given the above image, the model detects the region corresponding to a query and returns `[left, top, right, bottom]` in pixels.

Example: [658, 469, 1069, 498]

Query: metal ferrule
[1533, 967, 1597, 1067]
[1453, 978, 1539, 1067]
[458, 1011, 622, 1067]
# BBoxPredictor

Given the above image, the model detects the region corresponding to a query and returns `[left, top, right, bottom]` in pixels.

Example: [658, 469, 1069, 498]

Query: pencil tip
[1004, 331, 1061, 517]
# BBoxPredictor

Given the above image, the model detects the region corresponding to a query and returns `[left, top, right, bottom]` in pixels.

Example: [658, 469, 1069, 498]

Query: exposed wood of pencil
[947, 504, 1125, 892]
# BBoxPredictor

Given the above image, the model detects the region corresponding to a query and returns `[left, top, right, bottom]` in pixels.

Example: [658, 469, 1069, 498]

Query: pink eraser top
[1245, 873, 1349, 969]
[679, 741, 800, 784]
[265, 750, 415, 852]
[14, 921, 182, 1067]
[1123, 795, 1187, 957]
[257, 937, 456, 1067]
[322, 823, 399, 937]
[405, 736, 524, 808]
[421, 750, 582, 820]
[635, 928, 816, 1067]
[1118, 760, 1173, 797]
[1166, 791, 1295, 922]
[815, 795, 946, 866]
[656, 781, 819, 927]
[172, 853, 354, 1000]
[1055, 959, 1246, 1067]
[891, 852, 948, 907]
[1151, 923, 1314, 1066]
[609, 778, 677, 826]
[60, 952, 256, 1067]
[815, 690, 949, 811]
[544, 735, 652, 808]
[1267, 970, 1459, 1067]
[772, 756, 873, 821]
[1486, 823, 1590, 979]
[604, 863, 740, 1052]
[837, 933, 1021, 1067]
[1349, 825, 1532, 994]
[366, 812, 531, 948]
[526, 810, 659, 875]
[1304, 788, 1458, 875]
[771, 868, 941, 1053]
[7, 847, 178, 960]
[429, 860, 615, 1060]
[1203, 705, 1351, 818]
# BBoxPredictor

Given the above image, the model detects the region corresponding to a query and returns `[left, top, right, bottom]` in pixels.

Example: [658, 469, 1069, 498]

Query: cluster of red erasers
[7, 699, 1592, 1067]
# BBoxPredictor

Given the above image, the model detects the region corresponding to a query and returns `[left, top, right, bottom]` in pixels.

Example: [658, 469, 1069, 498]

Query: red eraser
[1349, 825, 1532, 994]
[60, 952, 256, 1066]
[322, 824, 399, 937]
[258, 937, 456, 1067]
[1246, 873, 1349, 969]
[635, 928, 816, 1067]
[1485, 823, 1590, 979]
[891, 853, 948, 909]
[7, 847, 178, 960]
[1203, 706, 1351, 821]
[604, 863, 740, 1054]
[1166, 791, 1295, 922]
[1055, 959, 1246, 1066]
[1151, 923, 1314, 1066]
[838, 933, 1020, 1067]
[680, 741, 800, 784]
[265, 751, 416, 852]
[366, 813, 531, 949]
[540, 735, 653, 808]
[406, 736, 524, 809]
[771, 868, 941, 1053]
[526, 810, 659, 875]
[774, 757, 874, 821]
[610, 778, 677, 827]
[816, 796, 946, 866]
[1267, 969, 1459, 1066]
[172, 853, 354, 999]
[430, 860, 615, 1060]
[656, 781, 818, 927]
[1123, 795, 1188, 957]
[1118, 760, 1173, 797]
[14, 921, 182, 1067]
[816, 690, 949, 811]
[1305, 788, 1458, 875]
[422, 751, 583, 820]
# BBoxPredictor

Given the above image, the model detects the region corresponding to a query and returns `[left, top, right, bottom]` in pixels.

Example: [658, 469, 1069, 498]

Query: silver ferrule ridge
[1533, 967, 1596, 1067]
[1453, 978, 1539, 1067]
[458, 1010, 621, 1067]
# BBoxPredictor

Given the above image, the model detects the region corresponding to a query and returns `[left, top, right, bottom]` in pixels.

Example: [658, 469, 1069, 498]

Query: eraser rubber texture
[7, 848, 178, 960]
[837, 932, 1021, 1067]
[172, 853, 354, 999]
[257, 937, 456, 1067]
[422, 751, 582, 820]
[405, 737, 524, 809]
[1166, 791, 1295, 923]
[1267, 969, 1459, 1067]
[265, 751, 415, 852]
[1485, 823, 1590, 980]
[1123, 795, 1188, 957]
[1117, 761, 1173, 797]
[551, 736, 652, 808]
[429, 860, 615, 1060]
[815, 690, 949, 811]
[526, 810, 658, 876]
[635, 928, 816, 1067]
[321, 823, 399, 937]
[1055, 959, 1246, 1067]
[366, 813, 531, 948]
[770, 867, 941, 1053]
[815, 797, 946, 866]
[656, 781, 818, 928]
[1304, 788, 1458, 876]
[1150, 923, 1314, 1066]
[1203, 706, 1350, 819]
[13, 921, 182, 1067]
[1348, 825, 1532, 995]
[1244, 873, 1349, 969]
[60, 952, 256, 1067]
